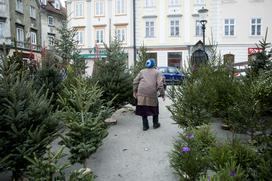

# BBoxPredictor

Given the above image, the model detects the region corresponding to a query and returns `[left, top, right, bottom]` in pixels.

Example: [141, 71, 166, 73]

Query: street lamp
[198, 7, 208, 51]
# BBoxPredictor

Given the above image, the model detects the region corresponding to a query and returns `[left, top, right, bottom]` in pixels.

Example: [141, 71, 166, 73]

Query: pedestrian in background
[133, 58, 165, 131]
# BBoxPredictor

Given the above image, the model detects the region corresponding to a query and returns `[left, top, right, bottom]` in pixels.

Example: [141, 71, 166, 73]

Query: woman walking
[133, 59, 165, 131]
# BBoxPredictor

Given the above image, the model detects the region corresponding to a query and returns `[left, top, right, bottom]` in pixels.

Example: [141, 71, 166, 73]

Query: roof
[41, 0, 67, 17]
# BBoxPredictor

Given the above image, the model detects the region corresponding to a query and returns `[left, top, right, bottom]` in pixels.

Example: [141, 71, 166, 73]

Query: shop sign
[248, 48, 263, 55]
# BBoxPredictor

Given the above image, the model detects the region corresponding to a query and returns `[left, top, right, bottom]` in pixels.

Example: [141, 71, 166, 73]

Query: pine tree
[91, 40, 133, 108]
[54, 20, 86, 76]
[25, 146, 68, 181]
[133, 45, 148, 77]
[34, 67, 63, 108]
[25, 146, 95, 181]
[33, 51, 64, 109]
[0, 55, 59, 180]
[248, 28, 271, 77]
[58, 78, 112, 168]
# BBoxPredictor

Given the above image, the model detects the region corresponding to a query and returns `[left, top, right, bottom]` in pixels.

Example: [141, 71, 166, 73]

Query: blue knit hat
[145, 58, 155, 68]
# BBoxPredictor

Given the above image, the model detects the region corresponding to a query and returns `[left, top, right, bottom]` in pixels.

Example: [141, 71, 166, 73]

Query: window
[16, 27, 24, 47]
[30, 6, 36, 19]
[116, 0, 126, 15]
[195, 20, 202, 36]
[75, 30, 84, 45]
[168, 52, 182, 68]
[169, 0, 180, 6]
[75, 2, 84, 17]
[41, 0, 47, 5]
[145, 20, 155, 38]
[54, 1, 61, 9]
[48, 16, 54, 26]
[159, 67, 167, 73]
[115, 27, 126, 42]
[16, 0, 23, 13]
[30, 31, 37, 45]
[145, 0, 155, 8]
[48, 34, 55, 46]
[170, 19, 179, 36]
[95, 29, 104, 43]
[251, 18, 261, 36]
[224, 19, 235, 36]
[0, 0, 5, 12]
[195, 0, 205, 4]
[95, 0, 104, 16]
[0, 22, 4, 38]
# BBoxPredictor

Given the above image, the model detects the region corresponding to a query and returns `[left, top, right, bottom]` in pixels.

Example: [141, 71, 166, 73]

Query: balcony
[11, 40, 41, 52]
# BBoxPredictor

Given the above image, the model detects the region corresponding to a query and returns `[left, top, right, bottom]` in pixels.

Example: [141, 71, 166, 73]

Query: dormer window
[54, 0, 61, 10]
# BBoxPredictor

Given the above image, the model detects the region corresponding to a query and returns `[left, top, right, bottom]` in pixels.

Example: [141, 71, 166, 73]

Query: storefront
[167, 52, 182, 68]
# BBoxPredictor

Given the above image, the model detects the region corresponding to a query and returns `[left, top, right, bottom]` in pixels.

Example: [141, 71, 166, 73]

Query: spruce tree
[248, 28, 271, 77]
[91, 40, 133, 108]
[34, 67, 63, 109]
[133, 45, 148, 77]
[33, 51, 64, 109]
[58, 78, 112, 168]
[54, 20, 86, 76]
[0, 55, 59, 180]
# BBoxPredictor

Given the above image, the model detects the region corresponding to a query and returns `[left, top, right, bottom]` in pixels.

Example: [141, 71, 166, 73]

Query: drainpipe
[133, 0, 136, 66]
[109, 18, 112, 43]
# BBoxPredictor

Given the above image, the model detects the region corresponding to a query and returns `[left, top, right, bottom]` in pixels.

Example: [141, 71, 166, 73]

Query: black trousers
[142, 115, 158, 128]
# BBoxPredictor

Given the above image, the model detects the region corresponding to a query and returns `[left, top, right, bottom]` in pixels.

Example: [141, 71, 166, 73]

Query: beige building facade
[66, 0, 272, 74]
[66, 0, 134, 75]
[211, 0, 272, 65]
[137, 0, 272, 68]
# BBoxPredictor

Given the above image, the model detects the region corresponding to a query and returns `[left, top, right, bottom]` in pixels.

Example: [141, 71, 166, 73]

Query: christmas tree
[0, 54, 59, 180]
[248, 28, 271, 77]
[54, 20, 86, 76]
[133, 45, 148, 77]
[92, 40, 133, 108]
[34, 51, 63, 109]
[58, 78, 112, 168]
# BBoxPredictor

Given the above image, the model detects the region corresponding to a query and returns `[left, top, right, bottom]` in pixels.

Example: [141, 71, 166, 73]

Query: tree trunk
[83, 159, 88, 168]
[13, 171, 24, 181]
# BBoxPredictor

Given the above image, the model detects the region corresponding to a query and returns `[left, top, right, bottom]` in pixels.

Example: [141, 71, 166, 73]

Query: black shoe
[153, 123, 160, 129]
[143, 126, 149, 131]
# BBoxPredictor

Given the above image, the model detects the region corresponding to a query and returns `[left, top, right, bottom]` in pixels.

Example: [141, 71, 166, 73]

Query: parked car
[158, 66, 185, 85]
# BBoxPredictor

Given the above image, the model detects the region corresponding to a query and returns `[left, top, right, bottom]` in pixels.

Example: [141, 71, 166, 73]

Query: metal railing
[10, 40, 42, 52]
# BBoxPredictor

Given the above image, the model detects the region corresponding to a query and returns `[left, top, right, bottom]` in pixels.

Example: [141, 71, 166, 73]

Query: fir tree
[34, 67, 63, 109]
[33, 51, 64, 109]
[54, 20, 86, 76]
[25, 146, 68, 181]
[25, 146, 95, 181]
[248, 28, 271, 77]
[133, 45, 148, 77]
[58, 78, 112, 168]
[91, 40, 133, 108]
[0, 55, 59, 180]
